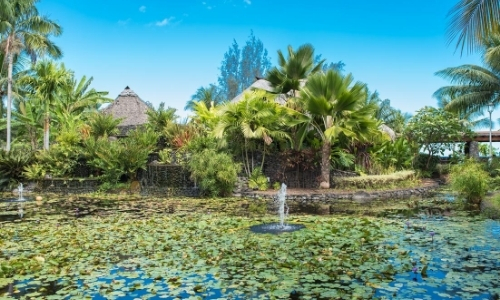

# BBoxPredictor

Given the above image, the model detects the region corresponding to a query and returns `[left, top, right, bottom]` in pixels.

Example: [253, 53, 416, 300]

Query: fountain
[18, 183, 24, 201]
[250, 183, 305, 234]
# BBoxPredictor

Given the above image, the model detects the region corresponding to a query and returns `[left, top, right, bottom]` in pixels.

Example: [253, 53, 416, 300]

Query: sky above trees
[37, 0, 483, 120]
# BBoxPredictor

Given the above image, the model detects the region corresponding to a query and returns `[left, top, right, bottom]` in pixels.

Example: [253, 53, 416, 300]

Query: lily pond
[0, 193, 499, 299]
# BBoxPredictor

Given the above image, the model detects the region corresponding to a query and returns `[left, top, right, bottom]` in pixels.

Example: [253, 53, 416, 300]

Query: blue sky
[37, 0, 486, 122]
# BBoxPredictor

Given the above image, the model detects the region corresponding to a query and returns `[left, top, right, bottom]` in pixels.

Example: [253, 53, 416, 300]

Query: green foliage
[217, 31, 271, 100]
[84, 130, 154, 184]
[405, 107, 472, 170]
[88, 113, 121, 138]
[158, 148, 173, 164]
[35, 143, 82, 178]
[413, 154, 441, 178]
[450, 159, 489, 207]
[84, 137, 124, 184]
[272, 181, 281, 190]
[185, 137, 241, 197]
[23, 163, 46, 180]
[333, 171, 416, 190]
[248, 167, 269, 191]
[370, 137, 413, 172]
[0, 145, 35, 186]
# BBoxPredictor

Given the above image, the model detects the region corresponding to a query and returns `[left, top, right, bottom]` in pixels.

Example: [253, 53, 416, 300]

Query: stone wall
[139, 163, 199, 197]
[241, 183, 438, 204]
[38, 178, 100, 194]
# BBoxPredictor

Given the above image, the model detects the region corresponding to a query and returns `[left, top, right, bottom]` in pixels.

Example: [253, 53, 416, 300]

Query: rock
[319, 181, 330, 189]
[352, 191, 372, 204]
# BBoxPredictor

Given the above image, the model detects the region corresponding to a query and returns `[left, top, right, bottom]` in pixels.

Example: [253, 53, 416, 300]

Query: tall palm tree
[185, 84, 224, 111]
[301, 70, 379, 188]
[434, 32, 500, 116]
[447, 0, 500, 54]
[0, 0, 62, 151]
[266, 44, 324, 97]
[19, 60, 71, 150]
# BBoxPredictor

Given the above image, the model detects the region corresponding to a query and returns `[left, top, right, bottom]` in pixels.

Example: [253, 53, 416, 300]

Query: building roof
[230, 79, 290, 105]
[102, 86, 150, 127]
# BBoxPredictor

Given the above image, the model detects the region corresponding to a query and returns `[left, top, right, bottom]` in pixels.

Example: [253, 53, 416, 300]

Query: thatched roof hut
[230, 78, 291, 105]
[102, 86, 150, 136]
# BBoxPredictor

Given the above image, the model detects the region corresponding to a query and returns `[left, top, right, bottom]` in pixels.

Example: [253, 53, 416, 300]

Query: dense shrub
[449, 159, 489, 208]
[0, 145, 35, 188]
[333, 171, 416, 190]
[413, 154, 440, 178]
[187, 148, 241, 197]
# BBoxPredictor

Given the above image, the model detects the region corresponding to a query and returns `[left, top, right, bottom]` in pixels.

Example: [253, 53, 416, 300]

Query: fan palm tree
[0, 0, 62, 151]
[185, 84, 224, 111]
[266, 44, 324, 97]
[301, 70, 379, 188]
[447, 0, 500, 54]
[434, 32, 500, 117]
[19, 60, 71, 150]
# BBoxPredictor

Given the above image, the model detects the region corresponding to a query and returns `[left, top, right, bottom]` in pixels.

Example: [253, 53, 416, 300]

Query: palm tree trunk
[320, 115, 333, 189]
[6, 51, 13, 152]
[43, 101, 50, 150]
[320, 140, 331, 188]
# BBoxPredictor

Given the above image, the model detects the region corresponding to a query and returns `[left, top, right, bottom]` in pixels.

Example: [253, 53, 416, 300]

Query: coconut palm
[19, 60, 71, 150]
[266, 44, 324, 97]
[301, 70, 379, 188]
[0, 0, 62, 151]
[185, 84, 224, 111]
[447, 0, 500, 54]
[434, 32, 500, 117]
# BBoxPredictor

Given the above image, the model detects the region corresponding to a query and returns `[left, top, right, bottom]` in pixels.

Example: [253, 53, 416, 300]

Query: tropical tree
[0, 0, 62, 151]
[214, 90, 302, 176]
[184, 84, 223, 111]
[300, 70, 379, 188]
[54, 75, 111, 118]
[19, 61, 72, 150]
[266, 44, 324, 97]
[435, 32, 500, 117]
[447, 0, 500, 54]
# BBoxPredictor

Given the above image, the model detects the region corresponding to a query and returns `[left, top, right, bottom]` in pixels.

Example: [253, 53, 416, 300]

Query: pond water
[0, 193, 499, 299]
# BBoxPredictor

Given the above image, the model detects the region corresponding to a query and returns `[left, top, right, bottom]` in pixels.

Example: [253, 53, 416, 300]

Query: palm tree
[19, 60, 71, 150]
[434, 32, 500, 116]
[214, 90, 298, 176]
[300, 70, 379, 188]
[55, 75, 112, 117]
[185, 84, 224, 111]
[447, 0, 500, 54]
[0, 0, 62, 151]
[266, 44, 324, 97]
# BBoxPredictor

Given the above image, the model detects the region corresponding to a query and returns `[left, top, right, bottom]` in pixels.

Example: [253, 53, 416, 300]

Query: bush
[187, 148, 241, 197]
[248, 167, 269, 191]
[413, 154, 440, 178]
[333, 171, 416, 190]
[449, 159, 489, 208]
[0, 145, 35, 188]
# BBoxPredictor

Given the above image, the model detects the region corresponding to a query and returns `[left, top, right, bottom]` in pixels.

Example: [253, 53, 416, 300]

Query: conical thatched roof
[102, 86, 150, 135]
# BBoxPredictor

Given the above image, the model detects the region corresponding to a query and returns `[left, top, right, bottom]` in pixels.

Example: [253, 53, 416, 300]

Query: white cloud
[139, 5, 146, 13]
[243, 0, 251, 4]
[155, 17, 174, 27]
[117, 18, 130, 26]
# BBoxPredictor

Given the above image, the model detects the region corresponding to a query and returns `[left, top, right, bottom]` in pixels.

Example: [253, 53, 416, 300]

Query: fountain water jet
[250, 183, 305, 234]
